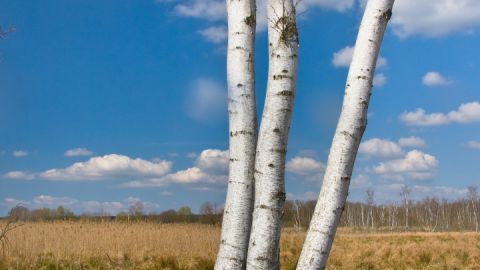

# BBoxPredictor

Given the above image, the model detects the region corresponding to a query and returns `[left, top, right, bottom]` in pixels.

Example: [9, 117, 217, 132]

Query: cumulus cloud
[198, 25, 227, 43]
[122, 149, 228, 188]
[185, 78, 227, 123]
[351, 174, 371, 189]
[195, 149, 229, 173]
[467, 140, 480, 150]
[332, 46, 387, 68]
[373, 73, 386, 87]
[64, 148, 93, 157]
[422, 72, 449, 86]
[400, 102, 480, 126]
[173, 0, 226, 21]
[286, 156, 325, 175]
[373, 150, 438, 180]
[3, 197, 29, 207]
[33, 195, 78, 206]
[13, 150, 28, 157]
[164, 0, 355, 37]
[40, 154, 172, 181]
[359, 138, 403, 158]
[286, 156, 325, 183]
[3, 171, 35, 180]
[391, 0, 480, 37]
[398, 136, 426, 148]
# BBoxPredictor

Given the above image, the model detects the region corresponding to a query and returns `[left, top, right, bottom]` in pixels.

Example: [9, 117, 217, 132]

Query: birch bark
[215, 0, 257, 269]
[246, 0, 298, 268]
[296, 1, 394, 269]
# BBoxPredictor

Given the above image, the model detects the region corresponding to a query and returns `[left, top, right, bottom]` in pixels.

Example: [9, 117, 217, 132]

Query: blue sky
[1, 0, 479, 215]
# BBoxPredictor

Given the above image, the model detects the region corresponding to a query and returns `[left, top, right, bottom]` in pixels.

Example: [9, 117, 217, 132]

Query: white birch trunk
[215, 1, 257, 269]
[246, 0, 298, 268]
[296, 1, 394, 269]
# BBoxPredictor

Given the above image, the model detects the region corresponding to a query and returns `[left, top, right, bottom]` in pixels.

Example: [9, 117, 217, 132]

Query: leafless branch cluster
[0, 218, 23, 257]
[269, 0, 298, 45]
[0, 25, 15, 40]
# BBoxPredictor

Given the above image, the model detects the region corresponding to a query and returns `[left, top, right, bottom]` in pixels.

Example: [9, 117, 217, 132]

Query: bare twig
[0, 25, 15, 40]
[0, 208, 24, 257]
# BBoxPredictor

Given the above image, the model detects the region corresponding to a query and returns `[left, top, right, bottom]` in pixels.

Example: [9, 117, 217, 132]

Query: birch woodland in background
[246, 0, 298, 268]
[296, 0, 395, 269]
[214, 0, 257, 269]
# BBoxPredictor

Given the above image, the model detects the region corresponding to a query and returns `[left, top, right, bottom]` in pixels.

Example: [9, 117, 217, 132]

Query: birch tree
[215, 0, 257, 268]
[401, 184, 410, 230]
[296, 1, 394, 268]
[246, 0, 298, 268]
[467, 186, 478, 232]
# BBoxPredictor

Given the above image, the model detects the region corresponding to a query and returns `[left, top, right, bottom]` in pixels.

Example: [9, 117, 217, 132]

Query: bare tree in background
[401, 184, 410, 230]
[366, 189, 375, 229]
[296, 0, 395, 268]
[467, 186, 479, 232]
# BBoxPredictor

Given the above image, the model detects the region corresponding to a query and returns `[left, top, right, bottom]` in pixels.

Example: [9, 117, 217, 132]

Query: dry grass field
[1, 221, 480, 269]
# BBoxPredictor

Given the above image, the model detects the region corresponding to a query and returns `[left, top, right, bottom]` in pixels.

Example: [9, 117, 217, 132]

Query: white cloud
[373, 73, 386, 87]
[162, 0, 355, 36]
[198, 25, 227, 43]
[64, 148, 93, 157]
[398, 136, 426, 148]
[286, 156, 325, 183]
[286, 156, 325, 176]
[359, 138, 403, 158]
[173, 0, 226, 21]
[467, 140, 480, 150]
[185, 78, 227, 122]
[351, 174, 371, 189]
[122, 166, 227, 188]
[422, 72, 449, 86]
[195, 149, 229, 173]
[332, 46, 387, 68]
[13, 150, 28, 157]
[40, 154, 172, 181]
[373, 150, 438, 180]
[400, 109, 449, 126]
[447, 102, 480, 123]
[400, 102, 480, 126]
[332, 46, 354, 67]
[32, 195, 78, 207]
[391, 0, 480, 37]
[3, 171, 35, 180]
[121, 149, 228, 188]
[3, 197, 29, 207]
[169, 167, 210, 183]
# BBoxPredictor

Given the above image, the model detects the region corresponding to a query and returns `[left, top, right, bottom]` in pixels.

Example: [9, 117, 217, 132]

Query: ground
[1, 222, 479, 269]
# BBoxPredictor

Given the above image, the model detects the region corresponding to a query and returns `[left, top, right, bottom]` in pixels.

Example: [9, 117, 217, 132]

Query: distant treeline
[4, 187, 480, 232]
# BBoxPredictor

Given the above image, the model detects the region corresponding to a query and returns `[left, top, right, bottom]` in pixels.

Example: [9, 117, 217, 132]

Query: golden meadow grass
[1, 221, 480, 269]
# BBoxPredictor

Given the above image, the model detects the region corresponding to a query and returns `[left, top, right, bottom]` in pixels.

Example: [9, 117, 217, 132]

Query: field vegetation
[1, 221, 480, 269]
